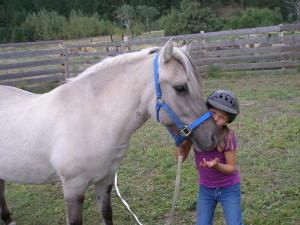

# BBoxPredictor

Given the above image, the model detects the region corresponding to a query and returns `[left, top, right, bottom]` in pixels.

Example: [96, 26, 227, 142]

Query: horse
[0, 40, 218, 225]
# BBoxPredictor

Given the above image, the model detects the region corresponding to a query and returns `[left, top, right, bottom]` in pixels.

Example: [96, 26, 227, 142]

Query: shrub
[162, 0, 223, 36]
[224, 7, 283, 29]
[21, 9, 67, 41]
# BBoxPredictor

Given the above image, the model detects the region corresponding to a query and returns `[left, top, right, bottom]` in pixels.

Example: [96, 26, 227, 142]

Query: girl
[195, 89, 243, 225]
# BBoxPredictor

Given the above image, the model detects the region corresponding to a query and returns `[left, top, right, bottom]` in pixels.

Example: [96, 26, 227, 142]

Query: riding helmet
[206, 90, 240, 123]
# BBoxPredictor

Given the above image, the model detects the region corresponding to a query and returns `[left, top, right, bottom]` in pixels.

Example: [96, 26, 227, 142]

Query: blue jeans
[196, 183, 243, 225]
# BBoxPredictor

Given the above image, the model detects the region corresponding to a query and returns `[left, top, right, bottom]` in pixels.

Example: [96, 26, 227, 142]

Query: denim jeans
[196, 183, 243, 225]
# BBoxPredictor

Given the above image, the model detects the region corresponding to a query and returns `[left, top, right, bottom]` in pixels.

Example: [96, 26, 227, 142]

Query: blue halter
[154, 53, 212, 146]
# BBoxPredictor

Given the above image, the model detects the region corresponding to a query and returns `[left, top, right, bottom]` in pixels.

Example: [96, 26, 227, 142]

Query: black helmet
[206, 90, 239, 123]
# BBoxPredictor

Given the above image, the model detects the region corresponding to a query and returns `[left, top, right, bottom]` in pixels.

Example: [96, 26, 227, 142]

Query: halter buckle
[180, 126, 192, 137]
[156, 97, 164, 103]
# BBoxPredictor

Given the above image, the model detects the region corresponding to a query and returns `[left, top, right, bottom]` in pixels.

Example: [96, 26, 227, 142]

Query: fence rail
[0, 40, 65, 89]
[0, 24, 300, 90]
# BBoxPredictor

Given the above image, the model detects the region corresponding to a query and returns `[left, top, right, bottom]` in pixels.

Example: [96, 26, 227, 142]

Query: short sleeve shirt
[194, 132, 240, 188]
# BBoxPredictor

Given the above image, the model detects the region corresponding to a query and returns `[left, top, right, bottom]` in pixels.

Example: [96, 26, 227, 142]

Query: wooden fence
[0, 40, 65, 89]
[0, 23, 300, 90]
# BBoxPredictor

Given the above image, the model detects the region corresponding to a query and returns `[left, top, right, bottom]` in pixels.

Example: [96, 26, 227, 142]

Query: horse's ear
[161, 39, 173, 62]
[181, 39, 193, 54]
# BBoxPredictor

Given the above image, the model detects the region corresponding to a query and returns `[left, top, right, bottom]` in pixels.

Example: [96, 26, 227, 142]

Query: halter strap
[153, 53, 212, 146]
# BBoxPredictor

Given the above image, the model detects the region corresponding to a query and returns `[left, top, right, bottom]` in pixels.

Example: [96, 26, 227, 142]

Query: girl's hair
[217, 125, 234, 152]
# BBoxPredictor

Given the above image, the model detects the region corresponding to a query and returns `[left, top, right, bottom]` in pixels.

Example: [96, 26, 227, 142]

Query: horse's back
[0, 85, 38, 123]
[0, 85, 36, 101]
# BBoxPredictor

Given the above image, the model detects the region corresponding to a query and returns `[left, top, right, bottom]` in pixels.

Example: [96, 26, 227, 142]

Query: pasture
[1, 71, 299, 225]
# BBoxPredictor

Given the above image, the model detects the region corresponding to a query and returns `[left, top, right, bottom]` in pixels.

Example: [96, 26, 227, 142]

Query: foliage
[224, 7, 283, 29]
[21, 9, 67, 41]
[163, 0, 223, 36]
[18, 10, 118, 42]
[0, 0, 294, 43]
[66, 10, 116, 39]
[284, 0, 300, 23]
[113, 4, 135, 29]
[113, 4, 159, 33]
[137, 5, 159, 33]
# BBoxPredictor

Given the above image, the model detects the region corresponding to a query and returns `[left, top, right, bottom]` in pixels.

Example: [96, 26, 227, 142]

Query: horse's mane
[67, 45, 202, 95]
[67, 46, 160, 83]
[172, 47, 202, 94]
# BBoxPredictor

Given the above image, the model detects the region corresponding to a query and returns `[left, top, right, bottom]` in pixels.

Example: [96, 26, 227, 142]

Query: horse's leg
[62, 179, 87, 225]
[95, 178, 114, 225]
[0, 179, 15, 225]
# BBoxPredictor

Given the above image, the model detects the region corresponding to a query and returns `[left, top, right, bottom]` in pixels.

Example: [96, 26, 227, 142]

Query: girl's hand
[200, 157, 220, 168]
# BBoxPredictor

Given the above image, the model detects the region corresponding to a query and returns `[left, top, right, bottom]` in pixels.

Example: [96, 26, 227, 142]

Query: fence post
[199, 31, 206, 75]
[279, 24, 285, 70]
[200, 31, 205, 58]
[64, 46, 70, 79]
[121, 42, 125, 54]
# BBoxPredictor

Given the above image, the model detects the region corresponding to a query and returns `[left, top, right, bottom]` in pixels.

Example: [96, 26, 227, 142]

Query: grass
[2, 73, 300, 225]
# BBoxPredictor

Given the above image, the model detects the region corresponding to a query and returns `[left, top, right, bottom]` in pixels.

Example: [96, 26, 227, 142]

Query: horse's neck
[59, 56, 154, 138]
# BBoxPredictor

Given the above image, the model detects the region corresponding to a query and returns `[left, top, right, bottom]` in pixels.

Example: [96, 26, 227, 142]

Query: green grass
[2, 73, 300, 225]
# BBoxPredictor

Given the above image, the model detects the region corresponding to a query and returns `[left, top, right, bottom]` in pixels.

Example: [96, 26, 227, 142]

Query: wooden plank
[69, 70, 84, 75]
[222, 69, 297, 75]
[69, 60, 100, 65]
[125, 24, 300, 46]
[0, 74, 64, 86]
[201, 24, 300, 39]
[66, 43, 121, 48]
[279, 23, 300, 31]
[190, 35, 300, 49]
[0, 59, 64, 70]
[0, 68, 65, 81]
[192, 45, 300, 58]
[0, 40, 63, 49]
[0, 49, 64, 60]
[196, 60, 300, 71]
[193, 52, 300, 65]
[68, 51, 121, 57]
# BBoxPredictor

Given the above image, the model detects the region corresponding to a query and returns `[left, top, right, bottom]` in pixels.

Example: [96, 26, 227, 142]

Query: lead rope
[114, 172, 144, 225]
[114, 148, 184, 225]
[165, 147, 183, 225]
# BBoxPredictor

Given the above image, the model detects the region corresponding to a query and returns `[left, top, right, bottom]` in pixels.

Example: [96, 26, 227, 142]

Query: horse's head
[150, 39, 218, 151]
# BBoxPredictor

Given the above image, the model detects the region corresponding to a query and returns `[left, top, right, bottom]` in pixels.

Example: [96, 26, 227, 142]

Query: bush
[224, 7, 283, 30]
[162, 0, 223, 36]
[21, 9, 67, 41]
[19, 9, 118, 41]
[66, 10, 116, 38]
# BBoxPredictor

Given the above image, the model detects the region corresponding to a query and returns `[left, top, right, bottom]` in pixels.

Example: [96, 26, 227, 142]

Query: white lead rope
[114, 154, 183, 225]
[165, 155, 183, 225]
[114, 172, 144, 225]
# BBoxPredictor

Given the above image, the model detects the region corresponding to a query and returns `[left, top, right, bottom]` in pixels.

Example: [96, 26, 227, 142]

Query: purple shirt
[194, 132, 240, 188]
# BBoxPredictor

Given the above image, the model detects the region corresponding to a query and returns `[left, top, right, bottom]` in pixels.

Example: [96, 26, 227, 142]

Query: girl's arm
[200, 150, 237, 175]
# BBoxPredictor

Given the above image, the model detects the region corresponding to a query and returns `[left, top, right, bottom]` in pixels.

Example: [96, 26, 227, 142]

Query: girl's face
[209, 107, 229, 128]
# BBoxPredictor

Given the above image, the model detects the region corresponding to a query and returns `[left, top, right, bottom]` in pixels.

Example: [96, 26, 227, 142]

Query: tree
[113, 4, 135, 29]
[285, 0, 300, 22]
[137, 5, 159, 33]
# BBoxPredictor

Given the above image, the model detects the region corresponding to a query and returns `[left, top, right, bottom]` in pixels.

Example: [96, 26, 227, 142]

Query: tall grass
[3, 73, 300, 224]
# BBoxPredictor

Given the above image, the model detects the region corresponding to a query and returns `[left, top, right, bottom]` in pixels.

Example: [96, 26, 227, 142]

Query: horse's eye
[174, 85, 186, 93]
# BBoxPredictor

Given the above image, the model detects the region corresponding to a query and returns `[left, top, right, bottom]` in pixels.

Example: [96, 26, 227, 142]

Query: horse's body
[0, 40, 218, 225]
